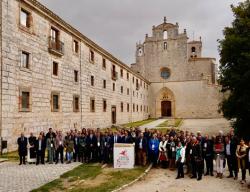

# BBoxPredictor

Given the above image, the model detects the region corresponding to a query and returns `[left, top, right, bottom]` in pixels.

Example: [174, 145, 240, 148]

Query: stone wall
[1, 0, 149, 150]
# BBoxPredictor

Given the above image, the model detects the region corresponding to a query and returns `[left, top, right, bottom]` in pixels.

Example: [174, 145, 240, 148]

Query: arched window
[164, 42, 167, 50]
[163, 30, 168, 39]
[160, 68, 170, 79]
[191, 46, 196, 53]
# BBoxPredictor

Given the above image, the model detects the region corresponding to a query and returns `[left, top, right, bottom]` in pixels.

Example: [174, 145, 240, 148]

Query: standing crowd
[17, 127, 250, 188]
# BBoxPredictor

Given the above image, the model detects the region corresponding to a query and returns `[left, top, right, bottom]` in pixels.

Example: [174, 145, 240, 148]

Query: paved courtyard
[0, 162, 81, 192]
[140, 118, 231, 136]
[122, 168, 249, 192]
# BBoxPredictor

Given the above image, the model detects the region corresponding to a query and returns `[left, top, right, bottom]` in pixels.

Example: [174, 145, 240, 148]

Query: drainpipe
[0, 0, 3, 150]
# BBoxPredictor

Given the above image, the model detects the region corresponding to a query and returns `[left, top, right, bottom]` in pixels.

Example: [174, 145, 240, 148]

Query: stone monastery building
[0, 0, 221, 149]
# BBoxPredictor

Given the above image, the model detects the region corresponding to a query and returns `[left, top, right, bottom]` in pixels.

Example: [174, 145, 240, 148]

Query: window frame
[103, 99, 107, 112]
[52, 61, 59, 76]
[74, 70, 79, 83]
[73, 95, 80, 112]
[51, 92, 60, 112]
[21, 51, 30, 69]
[90, 97, 95, 112]
[19, 87, 32, 112]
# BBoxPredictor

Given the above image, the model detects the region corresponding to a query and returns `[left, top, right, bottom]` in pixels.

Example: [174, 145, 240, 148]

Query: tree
[218, 0, 250, 140]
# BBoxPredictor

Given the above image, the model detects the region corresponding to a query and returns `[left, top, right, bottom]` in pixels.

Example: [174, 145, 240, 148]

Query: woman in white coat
[158, 136, 168, 168]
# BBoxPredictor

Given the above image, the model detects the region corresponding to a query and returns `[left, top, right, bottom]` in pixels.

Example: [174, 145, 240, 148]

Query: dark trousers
[73, 146, 79, 162]
[150, 151, 158, 166]
[177, 162, 184, 178]
[204, 155, 213, 174]
[19, 155, 26, 165]
[55, 146, 64, 163]
[86, 146, 96, 162]
[191, 159, 203, 179]
[96, 147, 102, 163]
[103, 147, 110, 164]
[36, 150, 45, 164]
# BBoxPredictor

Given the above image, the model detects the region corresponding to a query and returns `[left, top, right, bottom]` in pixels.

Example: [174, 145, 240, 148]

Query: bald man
[17, 133, 28, 165]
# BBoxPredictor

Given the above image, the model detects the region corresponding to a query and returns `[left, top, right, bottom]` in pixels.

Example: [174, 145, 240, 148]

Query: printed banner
[113, 143, 135, 169]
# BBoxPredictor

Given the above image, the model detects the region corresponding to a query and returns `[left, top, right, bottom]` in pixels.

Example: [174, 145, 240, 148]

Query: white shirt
[139, 139, 143, 149]
[226, 143, 231, 155]
[38, 140, 42, 150]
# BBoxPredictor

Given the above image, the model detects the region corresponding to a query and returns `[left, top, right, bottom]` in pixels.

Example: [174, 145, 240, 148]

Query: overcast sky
[40, 0, 242, 65]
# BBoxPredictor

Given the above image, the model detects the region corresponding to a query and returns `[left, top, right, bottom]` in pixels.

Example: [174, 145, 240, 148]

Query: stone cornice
[21, 0, 150, 84]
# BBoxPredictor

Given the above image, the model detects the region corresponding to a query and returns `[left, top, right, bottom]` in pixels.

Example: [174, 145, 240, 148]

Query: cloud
[39, 0, 242, 64]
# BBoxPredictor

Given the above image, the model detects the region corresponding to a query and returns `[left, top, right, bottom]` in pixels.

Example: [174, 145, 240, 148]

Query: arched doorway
[155, 87, 175, 118]
[161, 101, 171, 117]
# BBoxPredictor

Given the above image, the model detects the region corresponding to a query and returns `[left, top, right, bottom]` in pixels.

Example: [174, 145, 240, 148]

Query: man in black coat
[86, 130, 97, 162]
[35, 134, 46, 165]
[135, 132, 148, 166]
[202, 135, 214, 176]
[17, 133, 28, 165]
[225, 136, 238, 178]
[190, 137, 203, 181]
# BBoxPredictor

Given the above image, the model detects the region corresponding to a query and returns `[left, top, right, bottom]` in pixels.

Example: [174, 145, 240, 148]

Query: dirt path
[122, 168, 249, 192]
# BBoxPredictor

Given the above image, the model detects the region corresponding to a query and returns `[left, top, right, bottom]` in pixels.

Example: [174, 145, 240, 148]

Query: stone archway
[155, 87, 175, 118]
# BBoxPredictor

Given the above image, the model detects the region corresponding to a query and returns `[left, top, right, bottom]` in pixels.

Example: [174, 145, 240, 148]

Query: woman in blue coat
[149, 133, 160, 167]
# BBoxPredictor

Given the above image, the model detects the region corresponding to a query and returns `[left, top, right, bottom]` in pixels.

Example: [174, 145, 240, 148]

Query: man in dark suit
[35, 134, 46, 165]
[202, 135, 214, 176]
[190, 137, 203, 181]
[225, 136, 238, 178]
[73, 132, 80, 162]
[86, 130, 97, 162]
[135, 132, 148, 166]
[124, 131, 133, 144]
[17, 133, 28, 165]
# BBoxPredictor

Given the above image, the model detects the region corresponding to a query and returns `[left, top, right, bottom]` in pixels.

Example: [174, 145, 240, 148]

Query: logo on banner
[116, 149, 130, 167]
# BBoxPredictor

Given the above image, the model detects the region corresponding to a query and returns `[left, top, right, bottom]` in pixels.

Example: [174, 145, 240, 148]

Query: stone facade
[131, 17, 222, 119]
[0, 1, 222, 150]
[0, 0, 149, 150]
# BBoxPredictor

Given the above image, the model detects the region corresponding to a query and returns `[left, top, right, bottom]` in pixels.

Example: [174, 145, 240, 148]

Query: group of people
[17, 127, 250, 187]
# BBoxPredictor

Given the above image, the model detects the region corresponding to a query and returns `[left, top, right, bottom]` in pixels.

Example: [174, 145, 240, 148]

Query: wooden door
[161, 101, 171, 117]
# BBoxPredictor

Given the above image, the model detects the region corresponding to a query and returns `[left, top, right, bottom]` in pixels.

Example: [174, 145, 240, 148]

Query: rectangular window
[127, 88, 129, 95]
[102, 58, 106, 69]
[141, 105, 142, 112]
[121, 102, 123, 112]
[21, 51, 30, 68]
[133, 91, 135, 97]
[132, 76, 134, 84]
[73, 95, 79, 112]
[127, 103, 129, 112]
[103, 99, 107, 112]
[137, 105, 138, 112]
[73, 40, 79, 54]
[74, 70, 79, 82]
[90, 98, 95, 112]
[103, 79, 106, 89]
[51, 27, 59, 42]
[127, 72, 129, 80]
[91, 75, 94, 86]
[90, 50, 94, 63]
[121, 86, 123, 94]
[20, 91, 30, 112]
[133, 104, 135, 112]
[51, 92, 60, 112]
[52, 61, 58, 76]
[20, 9, 31, 28]
[120, 69, 123, 78]
[113, 83, 115, 91]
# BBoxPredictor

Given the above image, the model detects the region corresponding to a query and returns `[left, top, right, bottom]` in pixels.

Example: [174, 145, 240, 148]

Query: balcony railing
[111, 70, 118, 81]
[48, 36, 64, 56]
